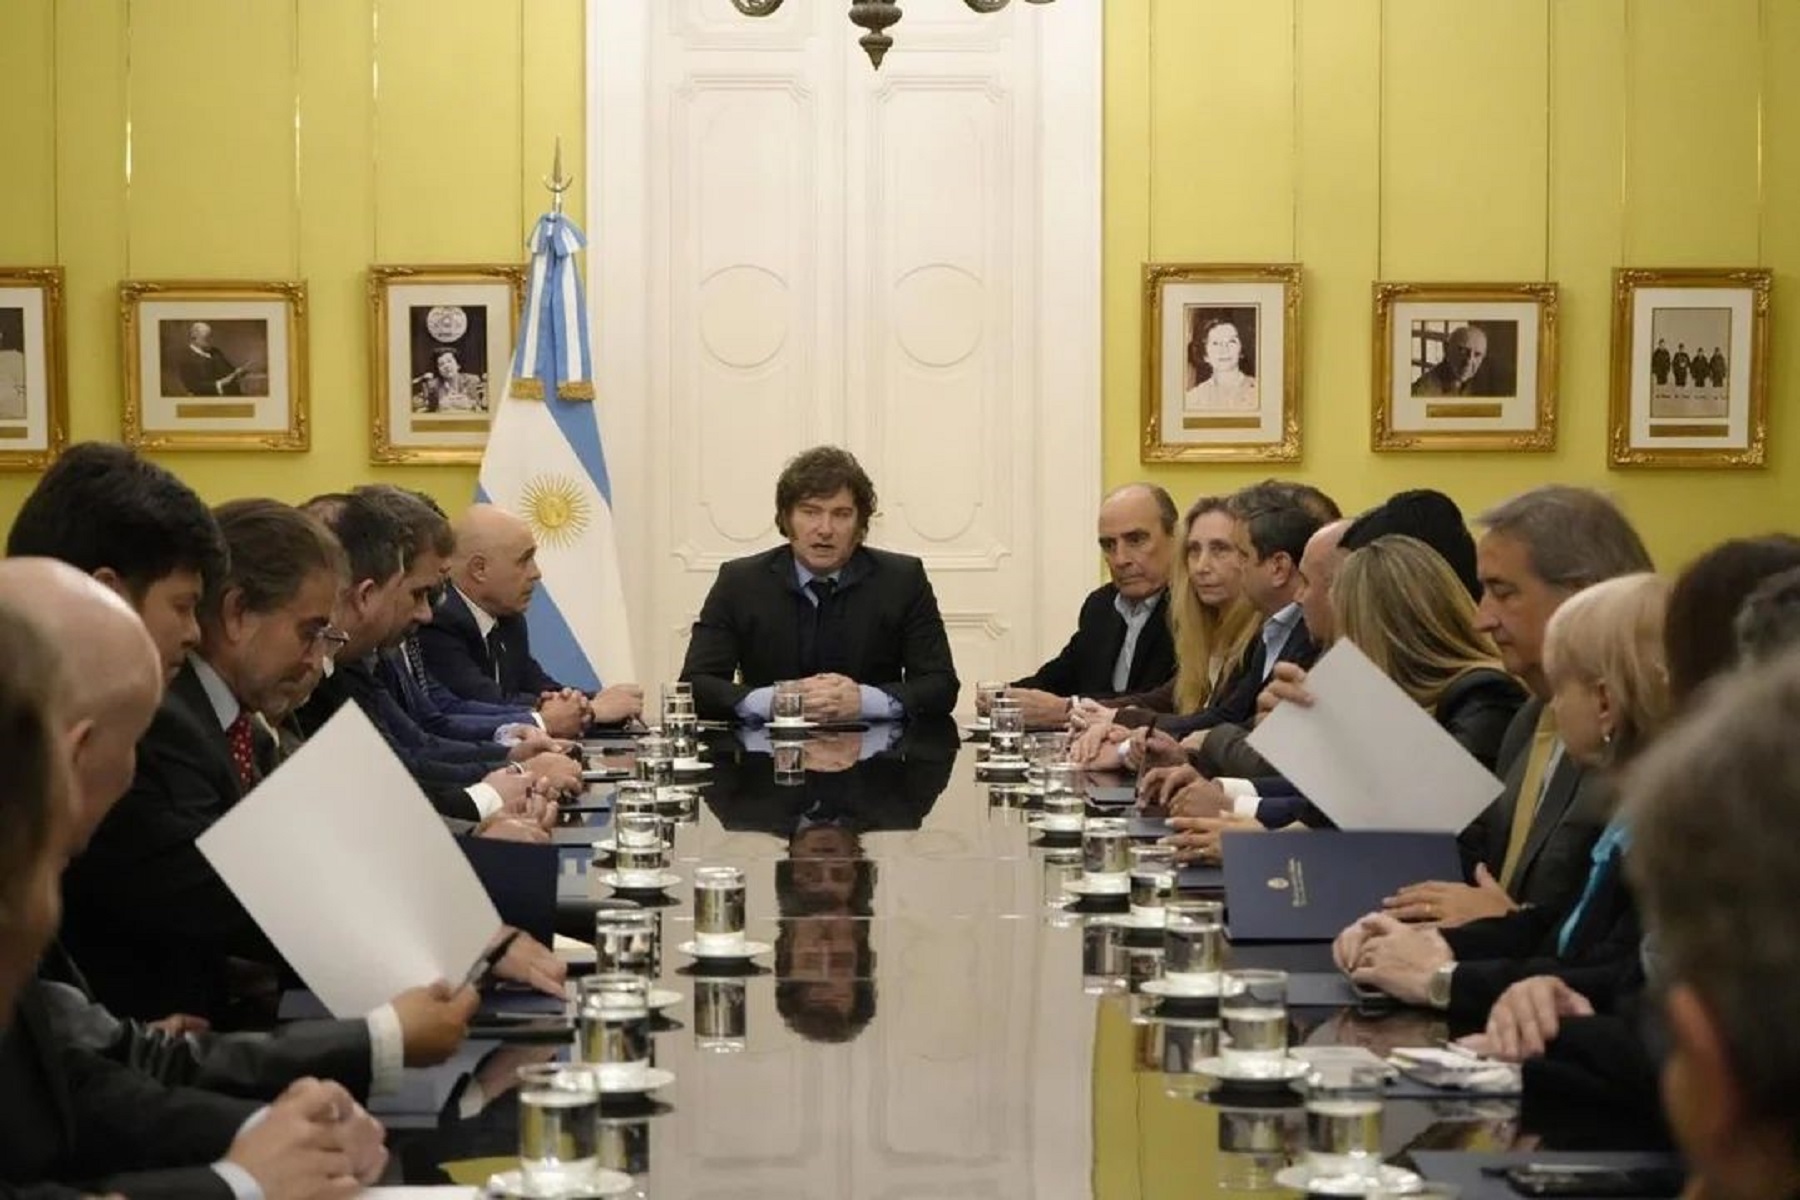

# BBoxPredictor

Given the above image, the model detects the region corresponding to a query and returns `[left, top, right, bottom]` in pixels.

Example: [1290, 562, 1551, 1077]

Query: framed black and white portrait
[0, 267, 67, 470]
[1373, 283, 1558, 452]
[369, 265, 526, 464]
[1142, 263, 1301, 462]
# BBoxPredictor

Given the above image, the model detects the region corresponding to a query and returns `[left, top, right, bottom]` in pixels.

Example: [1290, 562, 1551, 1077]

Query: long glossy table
[395, 718, 1530, 1197]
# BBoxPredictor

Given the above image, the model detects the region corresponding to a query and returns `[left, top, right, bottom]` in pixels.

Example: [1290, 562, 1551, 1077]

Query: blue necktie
[1557, 829, 1627, 955]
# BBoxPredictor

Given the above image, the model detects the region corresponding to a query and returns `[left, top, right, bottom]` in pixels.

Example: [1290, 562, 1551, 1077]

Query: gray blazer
[1458, 698, 1609, 914]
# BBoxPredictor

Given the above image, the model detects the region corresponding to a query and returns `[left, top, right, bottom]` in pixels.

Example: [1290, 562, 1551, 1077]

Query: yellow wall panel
[522, 0, 588, 235]
[0, 0, 57, 262]
[1147, 0, 1296, 262]
[1379, 0, 1550, 280]
[373, 0, 523, 263]
[1624, 0, 1762, 264]
[125, 0, 298, 277]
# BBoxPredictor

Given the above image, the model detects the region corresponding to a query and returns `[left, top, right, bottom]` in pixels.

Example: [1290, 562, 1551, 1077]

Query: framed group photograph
[1141, 263, 1301, 462]
[121, 280, 308, 451]
[0, 267, 68, 470]
[368, 264, 526, 464]
[1371, 282, 1558, 452]
[1610, 268, 1771, 468]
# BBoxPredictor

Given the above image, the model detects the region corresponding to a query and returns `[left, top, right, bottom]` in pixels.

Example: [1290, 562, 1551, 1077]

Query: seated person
[679, 445, 959, 722]
[419, 503, 642, 738]
[998, 484, 1180, 727]
[1067, 494, 1261, 757]
[1156, 534, 1526, 857]
[0, 599, 389, 1198]
[1333, 573, 1668, 1024]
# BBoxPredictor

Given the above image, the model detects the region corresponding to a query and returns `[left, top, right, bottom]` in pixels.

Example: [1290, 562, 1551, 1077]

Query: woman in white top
[1183, 317, 1258, 413]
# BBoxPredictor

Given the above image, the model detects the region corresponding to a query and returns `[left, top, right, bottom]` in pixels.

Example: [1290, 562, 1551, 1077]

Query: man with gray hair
[1625, 648, 1800, 1200]
[1735, 565, 1800, 665]
[1377, 485, 1653, 928]
[1000, 483, 1180, 728]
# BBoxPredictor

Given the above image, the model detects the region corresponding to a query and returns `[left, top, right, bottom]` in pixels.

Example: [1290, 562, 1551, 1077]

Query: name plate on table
[1221, 830, 1461, 942]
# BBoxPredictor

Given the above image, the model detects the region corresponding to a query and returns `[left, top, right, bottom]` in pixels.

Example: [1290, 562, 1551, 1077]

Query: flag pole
[543, 137, 571, 217]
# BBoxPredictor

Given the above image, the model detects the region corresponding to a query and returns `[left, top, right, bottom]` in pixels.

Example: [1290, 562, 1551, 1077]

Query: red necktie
[226, 713, 258, 793]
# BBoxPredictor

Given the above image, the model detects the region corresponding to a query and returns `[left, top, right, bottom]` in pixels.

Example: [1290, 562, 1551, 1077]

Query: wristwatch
[1426, 962, 1456, 1010]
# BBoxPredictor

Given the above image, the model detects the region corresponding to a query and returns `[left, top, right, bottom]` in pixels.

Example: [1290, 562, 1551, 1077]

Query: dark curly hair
[774, 446, 877, 540]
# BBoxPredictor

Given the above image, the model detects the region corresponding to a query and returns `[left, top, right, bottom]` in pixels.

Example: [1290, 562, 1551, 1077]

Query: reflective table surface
[395, 719, 1529, 1197]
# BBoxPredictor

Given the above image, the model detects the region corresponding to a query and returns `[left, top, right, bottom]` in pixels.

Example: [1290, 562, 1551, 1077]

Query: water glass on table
[634, 735, 675, 786]
[975, 680, 1008, 716]
[612, 811, 666, 886]
[1220, 969, 1290, 1076]
[1080, 816, 1131, 893]
[576, 973, 652, 1090]
[516, 1063, 602, 1192]
[1128, 844, 1177, 926]
[1039, 762, 1085, 832]
[1161, 899, 1224, 993]
[772, 680, 806, 725]
[1302, 1063, 1388, 1189]
[594, 907, 660, 978]
[693, 865, 747, 953]
[988, 697, 1025, 760]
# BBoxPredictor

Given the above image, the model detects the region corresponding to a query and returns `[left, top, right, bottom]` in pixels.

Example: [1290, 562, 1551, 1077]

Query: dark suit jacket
[679, 546, 960, 720]
[1159, 616, 1319, 741]
[1458, 698, 1609, 913]
[1442, 839, 1641, 1021]
[293, 660, 489, 822]
[0, 987, 254, 1197]
[419, 588, 563, 708]
[36, 942, 374, 1102]
[58, 664, 282, 1022]
[1011, 584, 1176, 700]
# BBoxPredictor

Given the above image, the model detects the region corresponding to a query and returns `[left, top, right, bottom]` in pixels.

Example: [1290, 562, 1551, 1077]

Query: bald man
[1413, 325, 1490, 397]
[418, 503, 641, 738]
[1001, 484, 1180, 728]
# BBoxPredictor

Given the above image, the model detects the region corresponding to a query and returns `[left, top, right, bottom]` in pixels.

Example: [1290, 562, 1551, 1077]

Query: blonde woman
[1159, 534, 1526, 857]
[1069, 496, 1258, 763]
[1335, 573, 1670, 1022]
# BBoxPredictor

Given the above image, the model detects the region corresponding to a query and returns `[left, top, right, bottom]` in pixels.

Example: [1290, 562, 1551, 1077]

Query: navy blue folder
[1220, 830, 1461, 942]
[457, 837, 558, 945]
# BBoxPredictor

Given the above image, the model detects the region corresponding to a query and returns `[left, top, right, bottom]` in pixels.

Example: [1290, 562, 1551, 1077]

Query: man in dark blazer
[419, 503, 642, 737]
[1003, 484, 1179, 728]
[679, 445, 959, 722]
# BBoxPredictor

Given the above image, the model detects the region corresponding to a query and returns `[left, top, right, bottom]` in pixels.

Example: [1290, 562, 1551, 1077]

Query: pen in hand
[461, 928, 522, 991]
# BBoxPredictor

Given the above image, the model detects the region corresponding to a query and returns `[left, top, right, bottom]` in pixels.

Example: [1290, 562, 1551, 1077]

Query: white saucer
[595, 1066, 675, 1096]
[1026, 815, 1085, 834]
[1126, 908, 1168, 929]
[767, 718, 815, 730]
[590, 837, 616, 853]
[648, 988, 682, 1010]
[1064, 875, 1131, 897]
[673, 758, 711, 773]
[1141, 976, 1245, 1001]
[599, 870, 680, 891]
[677, 939, 772, 960]
[1193, 1054, 1309, 1084]
[484, 1166, 634, 1198]
[1272, 1163, 1422, 1197]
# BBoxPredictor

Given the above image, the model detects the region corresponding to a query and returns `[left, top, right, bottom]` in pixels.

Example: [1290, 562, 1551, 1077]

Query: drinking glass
[516, 1064, 601, 1192]
[1023, 731, 1071, 791]
[1303, 1064, 1388, 1188]
[975, 680, 1008, 717]
[661, 681, 693, 714]
[1220, 969, 1289, 1076]
[1041, 847, 1083, 913]
[612, 780, 660, 820]
[662, 690, 697, 756]
[1129, 844, 1177, 926]
[988, 698, 1025, 760]
[576, 974, 651, 1090]
[634, 735, 675, 785]
[1039, 762, 1085, 832]
[613, 811, 666, 885]
[772, 680, 806, 725]
[1216, 1106, 1298, 1192]
[772, 740, 804, 785]
[594, 907, 660, 978]
[1081, 919, 1126, 993]
[693, 866, 747, 952]
[1157, 1015, 1222, 1075]
[1161, 900, 1224, 993]
[1080, 817, 1131, 891]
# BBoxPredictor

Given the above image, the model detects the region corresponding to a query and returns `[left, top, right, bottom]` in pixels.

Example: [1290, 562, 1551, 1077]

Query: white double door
[591, 0, 1102, 705]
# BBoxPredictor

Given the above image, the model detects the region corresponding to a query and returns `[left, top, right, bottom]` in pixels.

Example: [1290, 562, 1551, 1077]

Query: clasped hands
[536, 684, 644, 737]
[222, 1077, 387, 1199]
[789, 673, 863, 724]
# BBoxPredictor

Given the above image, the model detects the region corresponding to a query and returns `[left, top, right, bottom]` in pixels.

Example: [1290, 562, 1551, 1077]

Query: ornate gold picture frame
[1141, 263, 1301, 463]
[368, 264, 527, 465]
[0, 267, 69, 470]
[1372, 282, 1558, 452]
[1609, 268, 1771, 469]
[121, 280, 308, 451]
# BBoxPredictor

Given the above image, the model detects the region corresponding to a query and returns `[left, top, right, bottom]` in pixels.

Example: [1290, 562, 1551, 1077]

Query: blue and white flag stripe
[476, 210, 634, 690]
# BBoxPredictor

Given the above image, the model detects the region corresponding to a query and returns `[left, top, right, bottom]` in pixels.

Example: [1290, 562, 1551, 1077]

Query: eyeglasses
[306, 625, 351, 651]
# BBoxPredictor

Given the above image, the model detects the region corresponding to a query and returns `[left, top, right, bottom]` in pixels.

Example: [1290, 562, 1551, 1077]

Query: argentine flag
[476, 211, 635, 690]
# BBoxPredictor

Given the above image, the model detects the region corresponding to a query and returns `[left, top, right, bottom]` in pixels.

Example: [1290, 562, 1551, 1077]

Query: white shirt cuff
[466, 782, 503, 820]
[1218, 777, 1259, 817]
[529, 710, 546, 730]
[366, 1002, 405, 1097]
[458, 1076, 489, 1120]
[212, 1161, 264, 1200]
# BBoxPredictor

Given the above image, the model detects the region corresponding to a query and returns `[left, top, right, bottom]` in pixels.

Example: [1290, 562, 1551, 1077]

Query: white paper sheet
[1245, 640, 1504, 832]
[198, 705, 502, 1016]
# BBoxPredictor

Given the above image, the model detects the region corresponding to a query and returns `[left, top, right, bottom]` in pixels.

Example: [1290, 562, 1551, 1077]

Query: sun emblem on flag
[519, 474, 591, 549]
